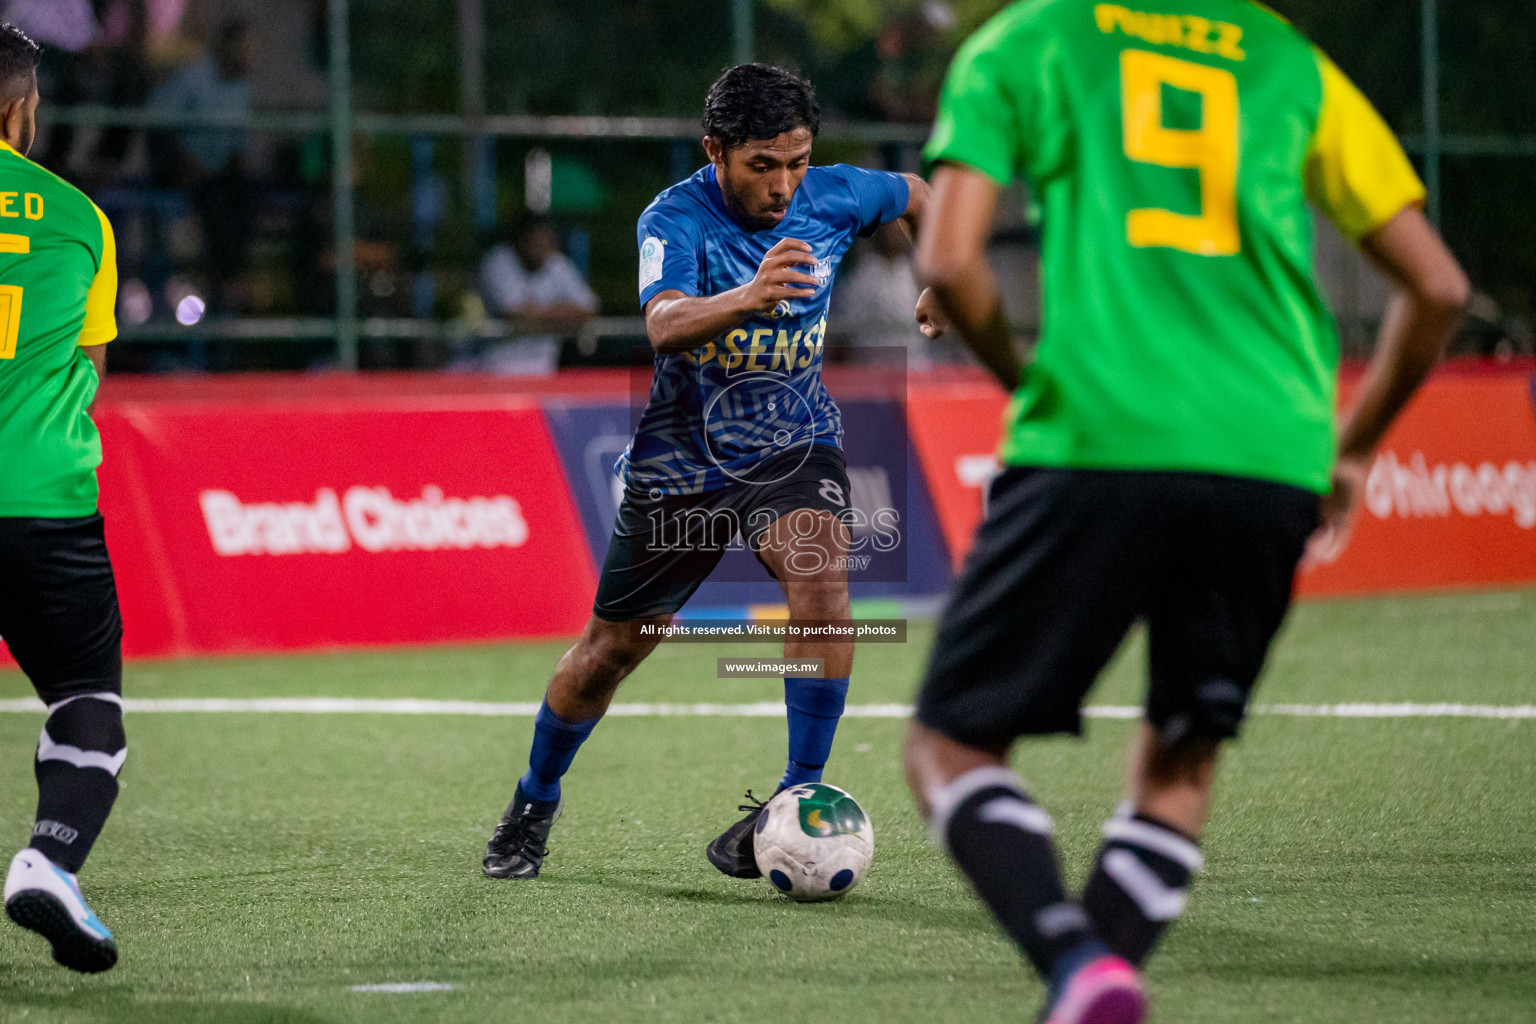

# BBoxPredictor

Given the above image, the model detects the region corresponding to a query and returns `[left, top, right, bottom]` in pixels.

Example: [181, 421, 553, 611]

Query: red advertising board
[905, 380, 1010, 568]
[84, 396, 595, 659]
[4, 365, 1529, 671]
[906, 367, 1536, 595]
[1298, 374, 1536, 596]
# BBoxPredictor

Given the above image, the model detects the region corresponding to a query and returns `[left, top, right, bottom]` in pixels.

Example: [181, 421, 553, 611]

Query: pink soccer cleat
[1044, 954, 1146, 1024]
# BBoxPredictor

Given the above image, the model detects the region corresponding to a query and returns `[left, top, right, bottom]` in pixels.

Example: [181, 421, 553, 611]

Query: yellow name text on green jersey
[0, 190, 45, 219]
[1094, 3, 1246, 61]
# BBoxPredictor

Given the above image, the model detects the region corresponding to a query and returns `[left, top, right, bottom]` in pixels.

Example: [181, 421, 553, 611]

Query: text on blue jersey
[621, 163, 909, 496]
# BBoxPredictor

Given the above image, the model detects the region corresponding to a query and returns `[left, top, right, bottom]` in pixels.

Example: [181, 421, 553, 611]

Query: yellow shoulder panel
[78, 203, 118, 347]
[1305, 52, 1426, 241]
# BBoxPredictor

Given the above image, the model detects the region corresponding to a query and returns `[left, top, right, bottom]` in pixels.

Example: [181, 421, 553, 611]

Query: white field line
[0, 698, 1530, 719]
[350, 982, 453, 994]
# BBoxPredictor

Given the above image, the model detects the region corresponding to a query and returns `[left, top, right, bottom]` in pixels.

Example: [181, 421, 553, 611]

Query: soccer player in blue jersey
[483, 64, 936, 881]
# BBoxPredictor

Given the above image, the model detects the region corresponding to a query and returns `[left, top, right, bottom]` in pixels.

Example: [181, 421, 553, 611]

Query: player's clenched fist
[744, 238, 819, 313]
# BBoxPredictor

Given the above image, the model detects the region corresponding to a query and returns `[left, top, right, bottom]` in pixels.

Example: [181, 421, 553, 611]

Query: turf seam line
[0, 699, 1529, 718]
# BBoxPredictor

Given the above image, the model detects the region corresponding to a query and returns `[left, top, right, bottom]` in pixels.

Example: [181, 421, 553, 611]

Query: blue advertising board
[541, 397, 951, 614]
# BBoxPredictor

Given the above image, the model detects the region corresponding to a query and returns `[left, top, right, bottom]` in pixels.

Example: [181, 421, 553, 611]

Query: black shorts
[0, 514, 123, 701]
[593, 445, 850, 621]
[916, 468, 1319, 748]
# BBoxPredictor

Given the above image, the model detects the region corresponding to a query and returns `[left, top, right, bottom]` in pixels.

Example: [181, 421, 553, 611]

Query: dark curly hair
[0, 23, 40, 99]
[702, 64, 820, 150]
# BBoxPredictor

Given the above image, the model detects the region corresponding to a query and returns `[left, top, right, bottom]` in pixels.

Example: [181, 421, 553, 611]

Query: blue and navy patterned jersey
[618, 163, 909, 495]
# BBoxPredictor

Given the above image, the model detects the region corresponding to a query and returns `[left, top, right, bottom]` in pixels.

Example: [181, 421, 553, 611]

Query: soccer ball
[752, 783, 874, 901]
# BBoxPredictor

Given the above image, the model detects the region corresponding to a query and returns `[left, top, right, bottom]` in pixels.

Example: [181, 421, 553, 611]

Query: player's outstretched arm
[913, 164, 1018, 390]
[896, 172, 930, 239]
[888, 172, 949, 340]
[1313, 206, 1469, 554]
[644, 238, 820, 354]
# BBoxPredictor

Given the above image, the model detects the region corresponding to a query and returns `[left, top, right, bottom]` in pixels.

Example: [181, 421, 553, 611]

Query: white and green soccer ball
[753, 783, 874, 901]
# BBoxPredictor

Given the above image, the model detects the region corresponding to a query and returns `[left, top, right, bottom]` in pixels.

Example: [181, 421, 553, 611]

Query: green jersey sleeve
[924, 4, 1076, 191]
[924, 28, 1025, 185]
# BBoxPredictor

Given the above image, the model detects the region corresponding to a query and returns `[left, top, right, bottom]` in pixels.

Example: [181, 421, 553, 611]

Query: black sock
[1081, 809, 1203, 966]
[934, 767, 1098, 979]
[29, 695, 126, 874]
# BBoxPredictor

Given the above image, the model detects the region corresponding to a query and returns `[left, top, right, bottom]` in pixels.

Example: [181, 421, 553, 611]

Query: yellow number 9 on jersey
[0, 285, 20, 359]
[1120, 48, 1240, 256]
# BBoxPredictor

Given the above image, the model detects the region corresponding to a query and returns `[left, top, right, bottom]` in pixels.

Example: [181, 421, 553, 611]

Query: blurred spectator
[865, 5, 953, 123]
[148, 16, 253, 180]
[89, 1, 153, 170]
[148, 16, 257, 311]
[820, 3, 955, 125]
[293, 135, 405, 307]
[137, 0, 202, 71]
[98, 0, 196, 70]
[4, 1, 98, 170]
[2, 0, 97, 52]
[474, 216, 598, 374]
[480, 216, 599, 324]
[834, 222, 962, 370]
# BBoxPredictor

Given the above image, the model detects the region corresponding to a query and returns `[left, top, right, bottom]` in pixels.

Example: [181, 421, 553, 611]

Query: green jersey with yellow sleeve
[925, 0, 1425, 493]
[0, 139, 118, 517]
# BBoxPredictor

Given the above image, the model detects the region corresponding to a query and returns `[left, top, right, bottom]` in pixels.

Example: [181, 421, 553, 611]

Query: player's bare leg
[543, 613, 672, 722]
[1078, 724, 1215, 968]
[705, 510, 855, 878]
[904, 720, 1145, 1024]
[901, 720, 1006, 819]
[483, 614, 669, 880]
[765, 508, 854, 678]
[1126, 723, 1220, 835]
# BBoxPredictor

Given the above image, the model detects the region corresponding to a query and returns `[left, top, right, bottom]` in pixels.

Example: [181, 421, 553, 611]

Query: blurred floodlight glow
[119, 278, 153, 327]
[176, 295, 207, 326]
[923, 1, 958, 30]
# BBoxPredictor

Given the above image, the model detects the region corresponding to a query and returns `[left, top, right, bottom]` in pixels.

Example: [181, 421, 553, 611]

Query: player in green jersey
[901, 2, 1469, 1022]
[0, 24, 126, 974]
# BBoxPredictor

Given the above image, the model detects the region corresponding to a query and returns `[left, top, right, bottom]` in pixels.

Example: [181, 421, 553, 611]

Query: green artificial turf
[0, 588, 1532, 1023]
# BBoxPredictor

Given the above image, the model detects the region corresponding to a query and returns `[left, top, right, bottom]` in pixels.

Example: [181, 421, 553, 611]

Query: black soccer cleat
[483, 792, 562, 880]
[705, 790, 770, 879]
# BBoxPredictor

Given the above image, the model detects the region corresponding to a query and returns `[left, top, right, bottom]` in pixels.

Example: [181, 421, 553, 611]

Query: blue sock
[779, 676, 850, 790]
[517, 702, 600, 805]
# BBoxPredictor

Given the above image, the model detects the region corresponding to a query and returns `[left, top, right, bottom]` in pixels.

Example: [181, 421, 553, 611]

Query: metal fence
[35, 0, 1536, 368]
